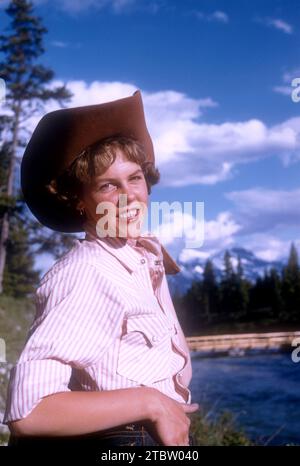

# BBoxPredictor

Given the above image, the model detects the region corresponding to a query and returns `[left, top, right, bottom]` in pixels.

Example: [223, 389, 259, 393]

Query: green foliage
[190, 410, 253, 446]
[3, 212, 41, 297]
[0, 294, 35, 441]
[0, 294, 35, 362]
[0, 431, 10, 446]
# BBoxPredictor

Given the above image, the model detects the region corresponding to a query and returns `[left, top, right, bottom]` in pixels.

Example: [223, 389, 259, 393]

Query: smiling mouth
[117, 208, 140, 222]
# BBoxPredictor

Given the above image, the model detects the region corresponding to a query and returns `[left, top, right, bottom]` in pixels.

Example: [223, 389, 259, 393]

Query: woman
[3, 90, 199, 447]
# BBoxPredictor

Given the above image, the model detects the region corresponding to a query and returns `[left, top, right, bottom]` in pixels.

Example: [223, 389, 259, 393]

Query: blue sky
[1, 0, 300, 273]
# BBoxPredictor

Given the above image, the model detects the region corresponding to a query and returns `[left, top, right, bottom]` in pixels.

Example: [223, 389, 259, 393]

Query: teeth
[119, 209, 138, 219]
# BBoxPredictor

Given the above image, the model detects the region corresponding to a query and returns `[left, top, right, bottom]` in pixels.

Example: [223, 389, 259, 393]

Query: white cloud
[193, 10, 229, 23]
[225, 187, 300, 234]
[178, 249, 210, 263]
[210, 11, 229, 23]
[273, 85, 292, 96]
[273, 68, 300, 97]
[204, 211, 241, 244]
[267, 18, 293, 34]
[156, 117, 300, 187]
[239, 233, 299, 262]
[51, 40, 69, 48]
[257, 17, 293, 34]
[28, 0, 153, 14]
[149, 206, 241, 255]
[282, 69, 300, 83]
[58, 0, 134, 13]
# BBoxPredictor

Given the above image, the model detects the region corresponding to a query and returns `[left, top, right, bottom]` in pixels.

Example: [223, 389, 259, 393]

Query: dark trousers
[8, 422, 196, 447]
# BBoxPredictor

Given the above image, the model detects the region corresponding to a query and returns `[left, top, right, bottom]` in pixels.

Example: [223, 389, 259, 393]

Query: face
[78, 150, 149, 239]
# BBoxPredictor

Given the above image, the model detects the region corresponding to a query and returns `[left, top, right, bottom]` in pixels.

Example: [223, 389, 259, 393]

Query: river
[189, 350, 300, 445]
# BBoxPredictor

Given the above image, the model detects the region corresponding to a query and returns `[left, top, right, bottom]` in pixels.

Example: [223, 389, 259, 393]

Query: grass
[190, 410, 253, 446]
[0, 294, 36, 363]
[0, 294, 36, 446]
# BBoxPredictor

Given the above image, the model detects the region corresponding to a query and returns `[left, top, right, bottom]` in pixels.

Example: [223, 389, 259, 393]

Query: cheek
[92, 193, 119, 216]
[142, 186, 149, 204]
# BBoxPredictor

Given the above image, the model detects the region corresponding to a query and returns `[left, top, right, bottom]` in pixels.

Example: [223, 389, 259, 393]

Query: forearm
[9, 387, 157, 437]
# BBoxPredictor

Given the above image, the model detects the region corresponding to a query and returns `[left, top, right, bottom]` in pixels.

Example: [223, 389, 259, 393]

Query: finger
[182, 403, 199, 413]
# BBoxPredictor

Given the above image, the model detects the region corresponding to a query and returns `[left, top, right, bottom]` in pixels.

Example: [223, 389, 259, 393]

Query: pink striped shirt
[3, 222, 192, 424]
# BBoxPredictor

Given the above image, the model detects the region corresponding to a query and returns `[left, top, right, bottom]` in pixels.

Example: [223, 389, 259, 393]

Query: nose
[117, 182, 136, 208]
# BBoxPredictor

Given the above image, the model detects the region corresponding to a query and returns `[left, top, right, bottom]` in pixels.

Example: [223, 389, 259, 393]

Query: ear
[76, 200, 85, 211]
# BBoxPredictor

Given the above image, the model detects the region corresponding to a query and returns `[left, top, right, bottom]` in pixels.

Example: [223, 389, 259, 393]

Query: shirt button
[140, 258, 146, 264]
[152, 335, 159, 342]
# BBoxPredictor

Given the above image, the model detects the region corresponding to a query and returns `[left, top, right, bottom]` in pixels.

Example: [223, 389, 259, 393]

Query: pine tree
[223, 250, 234, 280]
[0, 0, 72, 294]
[282, 243, 300, 319]
[3, 202, 41, 297]
[183, 279, 204, 334]
[220, 250, 235, 317]
[268, 267, 284, 319]
[220, 252, 249, 320]
[202, 259, 219, 321]
[235, 255, 249, 318]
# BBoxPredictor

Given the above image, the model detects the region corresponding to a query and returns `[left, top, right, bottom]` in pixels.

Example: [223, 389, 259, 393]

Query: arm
[8, 387, 154, 437]
[9, 387, 199, 446]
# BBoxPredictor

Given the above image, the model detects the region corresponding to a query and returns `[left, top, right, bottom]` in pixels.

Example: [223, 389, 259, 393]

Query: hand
[146, 389, 199, 446]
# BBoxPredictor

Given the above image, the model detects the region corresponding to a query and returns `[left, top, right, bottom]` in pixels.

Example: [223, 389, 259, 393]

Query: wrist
[140, 387, 162, 423]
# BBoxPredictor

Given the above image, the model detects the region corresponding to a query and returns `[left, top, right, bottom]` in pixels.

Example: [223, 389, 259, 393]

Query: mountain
[167, 246, 284, 297]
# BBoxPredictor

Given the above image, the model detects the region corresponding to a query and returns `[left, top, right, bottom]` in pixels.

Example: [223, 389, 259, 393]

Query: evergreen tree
[202, 259, 219, 321]
[0, 0, 72, 294]
[3, 203, 41, 297]
[220, 252, 248, 320]
[220, 250, 235, 317]
[223, 250, 234, 280]
[282, 243, 300, 319]
[183, 279, 204, 334]
[235, 255, 249, 318]
[268, 267, 284, 319]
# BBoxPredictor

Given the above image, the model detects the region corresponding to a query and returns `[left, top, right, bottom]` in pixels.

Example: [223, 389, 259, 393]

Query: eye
[98, 183, 116, 192]
[131, 175, 143, 181]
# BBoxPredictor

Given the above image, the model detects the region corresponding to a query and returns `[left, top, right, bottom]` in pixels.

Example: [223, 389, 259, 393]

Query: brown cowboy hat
[21, 89, 154, 233]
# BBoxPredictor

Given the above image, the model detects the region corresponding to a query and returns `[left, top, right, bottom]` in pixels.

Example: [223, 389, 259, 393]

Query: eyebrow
[97, 168, 144, 183]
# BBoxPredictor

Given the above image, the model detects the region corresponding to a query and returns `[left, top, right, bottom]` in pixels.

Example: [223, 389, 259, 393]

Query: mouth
[117, 208, 141, 223]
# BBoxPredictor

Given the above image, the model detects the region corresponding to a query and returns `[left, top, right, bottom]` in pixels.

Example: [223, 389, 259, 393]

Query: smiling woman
[4, 90, 199, 447]
[45, 135, 160, 239]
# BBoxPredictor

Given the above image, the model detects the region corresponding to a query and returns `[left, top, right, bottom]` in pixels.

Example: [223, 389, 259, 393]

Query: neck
[83, 219, 139, 245]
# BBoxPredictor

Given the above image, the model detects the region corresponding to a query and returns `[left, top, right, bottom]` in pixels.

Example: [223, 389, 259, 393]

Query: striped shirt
[3, 222, 192, 424]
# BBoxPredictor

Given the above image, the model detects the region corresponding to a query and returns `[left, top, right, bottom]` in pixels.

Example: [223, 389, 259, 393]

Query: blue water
[189, 351, 300, 445]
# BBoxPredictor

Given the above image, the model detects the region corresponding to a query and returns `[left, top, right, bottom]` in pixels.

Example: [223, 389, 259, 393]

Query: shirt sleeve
[2, 261, 126, 424]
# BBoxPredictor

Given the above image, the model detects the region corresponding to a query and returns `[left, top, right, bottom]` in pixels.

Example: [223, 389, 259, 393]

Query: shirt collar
[82, 220, 181, 275]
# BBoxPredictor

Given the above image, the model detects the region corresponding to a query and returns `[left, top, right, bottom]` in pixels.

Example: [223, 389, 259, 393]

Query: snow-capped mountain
[167, 247, 284, 297]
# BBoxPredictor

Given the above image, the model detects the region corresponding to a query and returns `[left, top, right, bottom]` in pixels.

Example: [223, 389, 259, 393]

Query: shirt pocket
[116, 314, 176, 385]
